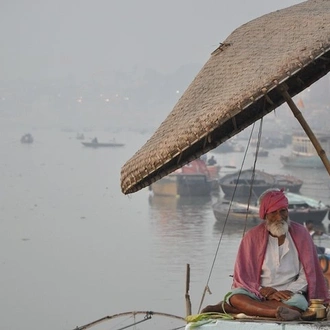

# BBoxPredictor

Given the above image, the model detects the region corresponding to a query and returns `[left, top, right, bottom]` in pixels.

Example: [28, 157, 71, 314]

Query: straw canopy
[121, 0, 330, 194]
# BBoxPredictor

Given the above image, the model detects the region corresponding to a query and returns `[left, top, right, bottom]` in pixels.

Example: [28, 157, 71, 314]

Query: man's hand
[259, 287, 277, 299]
[268, 290, 293, 301]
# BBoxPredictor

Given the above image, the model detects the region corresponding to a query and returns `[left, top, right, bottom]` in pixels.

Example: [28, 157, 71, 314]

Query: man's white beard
[266, 219, 290, 236]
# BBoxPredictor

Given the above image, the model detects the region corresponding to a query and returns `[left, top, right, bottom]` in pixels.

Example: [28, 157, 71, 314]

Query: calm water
[1, 127, 330, 330]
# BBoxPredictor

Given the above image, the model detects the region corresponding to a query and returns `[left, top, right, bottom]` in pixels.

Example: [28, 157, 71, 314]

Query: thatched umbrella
[121, 0, 330, 195]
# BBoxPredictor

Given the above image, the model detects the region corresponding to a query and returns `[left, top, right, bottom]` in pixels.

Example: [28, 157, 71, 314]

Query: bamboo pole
[279, 85, 330, 176]
[185, 264, 192, 316]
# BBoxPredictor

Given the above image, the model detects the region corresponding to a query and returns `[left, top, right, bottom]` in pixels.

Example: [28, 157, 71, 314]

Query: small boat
[212, 192, 328, 226]
[212, 199, 260, 226]
[20, 133, 34, 144]
[286, 192, 329, 225]
[81, 141, 125, 148]
[150, 159, 214, 197]
[219, 169, 303, 198]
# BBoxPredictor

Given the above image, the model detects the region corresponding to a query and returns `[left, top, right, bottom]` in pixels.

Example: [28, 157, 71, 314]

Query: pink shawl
[232, 221, 329, 302]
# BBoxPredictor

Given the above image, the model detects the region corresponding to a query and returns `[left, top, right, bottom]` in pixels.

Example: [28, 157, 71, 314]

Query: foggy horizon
[1, 0, 302, 81]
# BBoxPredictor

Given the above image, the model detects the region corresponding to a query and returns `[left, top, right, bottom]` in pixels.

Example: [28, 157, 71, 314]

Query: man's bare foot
[201, 302, 240, 314]
[276, 306, 301, 321]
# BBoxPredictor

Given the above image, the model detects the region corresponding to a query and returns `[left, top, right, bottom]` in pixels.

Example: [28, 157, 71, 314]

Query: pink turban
[259, 189, 288, 220]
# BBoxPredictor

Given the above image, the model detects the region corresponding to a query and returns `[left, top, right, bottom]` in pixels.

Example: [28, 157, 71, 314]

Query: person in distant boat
[201, 188, 329, 321]
[305, 220, 330, 255]
[92, 137, 98, 143]
[207, 155, 217, 166]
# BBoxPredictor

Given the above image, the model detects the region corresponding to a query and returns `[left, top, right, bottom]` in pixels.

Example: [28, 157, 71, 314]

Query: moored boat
[212, 192, 329, 226]
[286, 192, 329, 225]
[212, 199, 260, 226]
[150, 159, 214, 197]
[280, 131, 330, 169]
[219, 169, 303, 198]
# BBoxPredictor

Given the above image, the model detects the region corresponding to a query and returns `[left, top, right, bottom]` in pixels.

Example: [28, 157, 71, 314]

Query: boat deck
[185, 317, 330, 329]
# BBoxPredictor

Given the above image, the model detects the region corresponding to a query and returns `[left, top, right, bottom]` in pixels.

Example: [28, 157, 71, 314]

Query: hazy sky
[1, 0, 302, 81]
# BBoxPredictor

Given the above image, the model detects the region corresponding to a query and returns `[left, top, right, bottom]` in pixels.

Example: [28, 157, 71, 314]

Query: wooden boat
[219, 169, 303, 198]
[20, 133, 33, 144]
[150, 159, 214, 197]
[212, 199, 260, 226]
[81, 141, 124, 148]
[286, 192, 329, 225]
[212, 192, 328, 226]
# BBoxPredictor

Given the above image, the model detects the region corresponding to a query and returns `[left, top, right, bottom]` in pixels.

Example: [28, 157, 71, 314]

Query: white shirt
[260, 232, 308, 293]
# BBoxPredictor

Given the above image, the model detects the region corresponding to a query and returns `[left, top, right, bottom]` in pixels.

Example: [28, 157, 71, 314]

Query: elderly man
[202, 188, 329, 321]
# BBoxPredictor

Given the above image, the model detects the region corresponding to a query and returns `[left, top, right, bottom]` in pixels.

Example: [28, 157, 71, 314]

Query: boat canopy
[121, 0, 330, 194]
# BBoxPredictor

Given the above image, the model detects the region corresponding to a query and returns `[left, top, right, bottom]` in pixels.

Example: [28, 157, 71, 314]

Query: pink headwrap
[259, 189, 288, 219]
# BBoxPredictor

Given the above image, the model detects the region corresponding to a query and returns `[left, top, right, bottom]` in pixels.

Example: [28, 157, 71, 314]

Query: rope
[197, 112, 266, 313]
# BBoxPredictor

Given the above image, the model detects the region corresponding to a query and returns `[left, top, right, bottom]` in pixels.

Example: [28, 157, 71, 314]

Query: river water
[1, 126, 330, 330]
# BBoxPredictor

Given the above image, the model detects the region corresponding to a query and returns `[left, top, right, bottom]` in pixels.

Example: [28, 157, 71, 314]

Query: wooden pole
[185, 264, 192, 316]
[279, 85, 330, 176]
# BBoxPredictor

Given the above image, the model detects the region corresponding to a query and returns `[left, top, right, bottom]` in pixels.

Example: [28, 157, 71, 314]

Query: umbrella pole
[279, 86, 330, 176]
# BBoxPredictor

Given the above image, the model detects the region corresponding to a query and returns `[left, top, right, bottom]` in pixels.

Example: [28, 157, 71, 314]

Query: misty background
[2, 0, 329, 134]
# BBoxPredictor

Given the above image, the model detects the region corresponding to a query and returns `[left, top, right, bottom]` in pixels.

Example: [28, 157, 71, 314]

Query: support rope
[197, 114, 265, 313]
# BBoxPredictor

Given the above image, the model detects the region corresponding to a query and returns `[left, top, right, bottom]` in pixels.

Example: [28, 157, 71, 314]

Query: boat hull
[151, 174, 212, 197]
[280, 155, 324, 168]
[81, 142, 124, 148]
[219, 169, 303, 198]
[212, 201, 260, 226]
[185, 318, 330, 329]
[288, 209, 328, 225]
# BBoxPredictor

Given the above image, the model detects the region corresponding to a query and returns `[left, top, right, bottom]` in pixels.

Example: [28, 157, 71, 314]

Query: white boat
[280, 131, 330, 168]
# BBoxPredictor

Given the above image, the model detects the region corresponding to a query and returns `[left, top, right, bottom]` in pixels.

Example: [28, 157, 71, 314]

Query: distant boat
[20, 133, 34, 144]
[81, 141, 125, 148]
[219, 169, 303, 198]
[280, 131, 330, 168]
[280, 154, 323, 168]
[212, 192, 328, 226]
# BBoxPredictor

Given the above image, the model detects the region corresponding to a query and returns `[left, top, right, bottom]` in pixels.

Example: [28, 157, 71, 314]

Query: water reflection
[213, 219, 256, 237]
[148, 194, 214, 241]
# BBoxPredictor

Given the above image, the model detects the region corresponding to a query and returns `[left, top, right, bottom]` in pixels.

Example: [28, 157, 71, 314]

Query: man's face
[266, 207, 289, 222]
[265, 207, 289, 236]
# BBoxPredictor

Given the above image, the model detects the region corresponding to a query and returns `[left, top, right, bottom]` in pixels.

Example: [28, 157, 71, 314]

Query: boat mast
[279, 84, 330, 175]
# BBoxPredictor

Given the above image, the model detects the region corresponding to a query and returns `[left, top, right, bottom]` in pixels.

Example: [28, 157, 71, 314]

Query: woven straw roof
[121, 0, 330, 194]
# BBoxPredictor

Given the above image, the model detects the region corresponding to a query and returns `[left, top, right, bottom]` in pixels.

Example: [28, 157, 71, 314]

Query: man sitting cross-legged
[202, 188, 329, 321]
